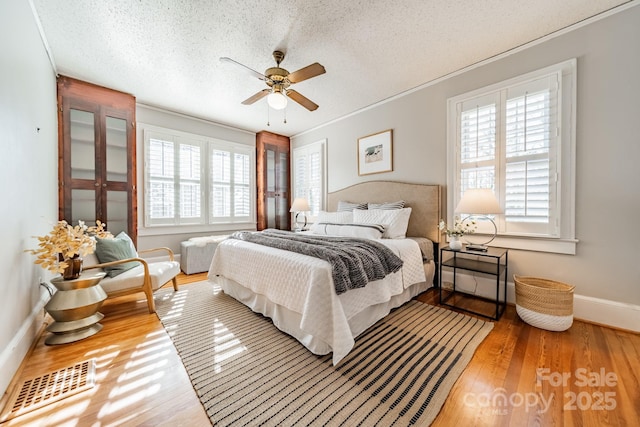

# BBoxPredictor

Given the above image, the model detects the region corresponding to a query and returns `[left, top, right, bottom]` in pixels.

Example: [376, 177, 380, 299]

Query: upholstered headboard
[327, 181, 441, 244]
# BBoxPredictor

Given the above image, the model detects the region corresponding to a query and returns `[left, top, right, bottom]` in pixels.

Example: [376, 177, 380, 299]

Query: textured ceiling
[32, 0, 630, 136]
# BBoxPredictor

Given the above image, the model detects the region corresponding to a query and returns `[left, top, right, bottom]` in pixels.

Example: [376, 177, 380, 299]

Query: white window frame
[446, 59, 577, 254]
[141, 124, 256, 234]
[292, 139, 327, 223]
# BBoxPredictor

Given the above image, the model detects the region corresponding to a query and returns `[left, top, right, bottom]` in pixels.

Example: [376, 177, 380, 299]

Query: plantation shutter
[147, 137, 175, 223]
[454, 72, 561, 237]
[210, 145, 253, 222]
[458, 93, 498, 198]
[503, 74, 559, 236]
[294, 151, 308, 200]
[146, 134, 204, 225]
[292, 141, 325, 219]
[211, 149, 231, 218]
[308, 150, 321, 216]
[179, 143, 202, 222]
[233, 152, 251, 218]
[143, 126, 255, 228]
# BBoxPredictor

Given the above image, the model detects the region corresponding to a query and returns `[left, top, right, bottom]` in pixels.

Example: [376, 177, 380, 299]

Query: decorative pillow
[368, 200, 406, 210]
[95, 232, 139, 277]
[311, 210, 353, 231]
[353, 207, 412, 239]
[312, 223, 385, 239]
[337, 201, 367, 212]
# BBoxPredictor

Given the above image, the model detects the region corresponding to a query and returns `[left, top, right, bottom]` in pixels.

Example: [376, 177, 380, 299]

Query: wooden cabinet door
[58, 76, 137, 244]
[256, 131, 290, 231]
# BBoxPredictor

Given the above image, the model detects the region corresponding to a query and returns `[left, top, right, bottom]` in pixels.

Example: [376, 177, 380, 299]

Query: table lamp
[455, 188, 503, 251]
[290, 198, 310, 231]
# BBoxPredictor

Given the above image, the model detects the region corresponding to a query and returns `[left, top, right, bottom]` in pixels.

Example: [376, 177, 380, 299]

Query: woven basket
[514, 275, 575, 331]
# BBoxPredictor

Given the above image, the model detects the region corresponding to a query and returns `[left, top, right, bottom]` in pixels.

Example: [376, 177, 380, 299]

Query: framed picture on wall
[358, 129, 393, 175]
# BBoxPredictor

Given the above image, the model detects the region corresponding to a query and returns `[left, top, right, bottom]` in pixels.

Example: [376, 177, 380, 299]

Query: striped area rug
[154, 281, 493, 426]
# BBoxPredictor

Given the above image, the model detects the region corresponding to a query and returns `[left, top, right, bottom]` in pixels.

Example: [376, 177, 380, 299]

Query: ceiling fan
[220, 51, 325, 111]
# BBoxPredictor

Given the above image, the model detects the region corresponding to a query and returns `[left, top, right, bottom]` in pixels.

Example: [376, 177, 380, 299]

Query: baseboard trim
[572, 294, 640, 334]
[0, 289, 49, 398]
[440, 271, 640, 333]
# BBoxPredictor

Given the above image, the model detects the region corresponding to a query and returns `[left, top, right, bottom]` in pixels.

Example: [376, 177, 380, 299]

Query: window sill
[139, 222, 256, 237]
[462, 235, 578, 255]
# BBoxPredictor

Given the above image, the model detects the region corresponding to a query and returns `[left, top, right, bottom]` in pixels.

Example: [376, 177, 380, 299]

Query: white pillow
[337, 201, 367, 212]
[353, 207, 412, 239]
[312, 223, 385, 239]
[367, 200, 405, 210]
[311, 211, 353, 231]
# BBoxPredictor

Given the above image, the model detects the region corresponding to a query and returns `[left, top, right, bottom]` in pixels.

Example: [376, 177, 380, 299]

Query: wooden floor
[1, 273, 638, 426]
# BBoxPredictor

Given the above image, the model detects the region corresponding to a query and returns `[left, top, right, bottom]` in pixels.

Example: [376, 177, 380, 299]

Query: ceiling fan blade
[287, 63, 326, 84]
[220, 57, 266, 81]
[286, 90, 319, 111]
[242, 89, 270, 105]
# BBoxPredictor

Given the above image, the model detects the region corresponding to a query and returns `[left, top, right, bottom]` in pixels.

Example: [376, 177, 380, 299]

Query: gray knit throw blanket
[229, 229, 403, 294]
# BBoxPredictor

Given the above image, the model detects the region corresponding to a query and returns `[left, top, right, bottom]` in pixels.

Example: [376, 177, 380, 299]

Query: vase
[62, 256, 83, 280]
[449, 235, 463, 251]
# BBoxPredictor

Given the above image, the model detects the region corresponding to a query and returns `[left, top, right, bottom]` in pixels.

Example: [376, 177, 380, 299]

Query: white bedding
[207, 236, 434, 364]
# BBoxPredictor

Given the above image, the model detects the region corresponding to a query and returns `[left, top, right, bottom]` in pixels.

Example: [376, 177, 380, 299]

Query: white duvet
[207, 236, 427, 364]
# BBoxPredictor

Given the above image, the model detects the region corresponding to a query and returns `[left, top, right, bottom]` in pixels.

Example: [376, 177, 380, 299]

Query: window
[292, 139, 326, 220]
[209, 145, 252, 222]
[447, 59, 576, 254]
[143, 126, 255, 229]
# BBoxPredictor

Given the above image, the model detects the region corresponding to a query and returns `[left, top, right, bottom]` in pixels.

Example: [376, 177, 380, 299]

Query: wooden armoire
[57, 76, 137, 244]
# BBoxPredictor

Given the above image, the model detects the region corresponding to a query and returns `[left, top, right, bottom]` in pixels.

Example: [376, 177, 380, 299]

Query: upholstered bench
[180, 235, 229, 274]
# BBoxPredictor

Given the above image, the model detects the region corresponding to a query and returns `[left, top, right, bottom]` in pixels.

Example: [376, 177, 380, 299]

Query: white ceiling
[32, 0, 630, 137]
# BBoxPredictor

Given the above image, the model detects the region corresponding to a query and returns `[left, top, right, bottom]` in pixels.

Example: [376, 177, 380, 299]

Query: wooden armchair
[84, 247, 180, 314]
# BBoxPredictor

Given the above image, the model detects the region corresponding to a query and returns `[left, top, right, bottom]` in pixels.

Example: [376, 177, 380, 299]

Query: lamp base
[462, 214, 498, 252]
[465, 244, 488, 252]
[294, 212, 308, 231]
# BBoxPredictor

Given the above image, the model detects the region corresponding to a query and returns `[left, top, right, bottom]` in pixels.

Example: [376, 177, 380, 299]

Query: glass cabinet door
[106, 190, 128, 236]
[70, 109, 95, 181]
[104, 116, 129, 236]
[105, 116, 128, 182]
[265, 147, 277, 229]
[70, 189, 96, 225]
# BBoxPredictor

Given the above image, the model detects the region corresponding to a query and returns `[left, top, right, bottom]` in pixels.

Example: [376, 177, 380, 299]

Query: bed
[208, 181, 441, 364]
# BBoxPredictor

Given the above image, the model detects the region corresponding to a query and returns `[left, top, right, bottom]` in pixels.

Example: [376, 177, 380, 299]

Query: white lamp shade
[267, 91, 287, 110]
[455, 188, 503, 214]
[290, 197, 310, 212]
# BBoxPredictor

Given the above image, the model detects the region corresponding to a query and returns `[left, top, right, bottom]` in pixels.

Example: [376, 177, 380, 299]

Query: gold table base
[45, 272, 107, 345]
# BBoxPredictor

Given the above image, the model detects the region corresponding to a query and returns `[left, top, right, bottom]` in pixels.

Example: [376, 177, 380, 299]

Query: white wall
[292, 5, 640, 327]
[0, 0, 58, 396]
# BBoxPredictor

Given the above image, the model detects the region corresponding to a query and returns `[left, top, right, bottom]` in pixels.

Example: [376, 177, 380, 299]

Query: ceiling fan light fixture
[225, 50, 324, 111]
[267, 91, 287, 110]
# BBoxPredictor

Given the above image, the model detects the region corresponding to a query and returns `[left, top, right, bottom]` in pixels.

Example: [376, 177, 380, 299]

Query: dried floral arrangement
[26, 220, 112, 274]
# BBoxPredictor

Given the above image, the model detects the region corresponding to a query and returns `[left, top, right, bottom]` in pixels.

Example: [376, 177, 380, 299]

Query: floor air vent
[1, 359, 96, 422]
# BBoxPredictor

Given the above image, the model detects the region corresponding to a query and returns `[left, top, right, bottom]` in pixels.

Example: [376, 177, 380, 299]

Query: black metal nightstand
[439, 245, 508, 320]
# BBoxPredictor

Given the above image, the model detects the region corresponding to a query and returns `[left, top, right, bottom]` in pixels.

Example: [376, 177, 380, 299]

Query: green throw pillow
[95, 233, 139, 278]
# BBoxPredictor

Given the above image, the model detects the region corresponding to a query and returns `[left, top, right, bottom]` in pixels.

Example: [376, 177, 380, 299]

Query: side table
[439, 246, 508, 320]
[45, 272, 107, 345]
